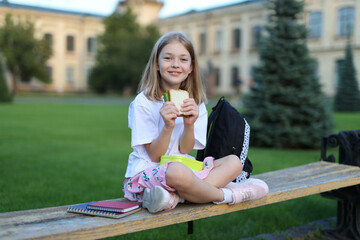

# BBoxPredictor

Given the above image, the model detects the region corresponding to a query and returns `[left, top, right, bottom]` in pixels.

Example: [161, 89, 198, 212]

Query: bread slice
[164, 89, 189, 115]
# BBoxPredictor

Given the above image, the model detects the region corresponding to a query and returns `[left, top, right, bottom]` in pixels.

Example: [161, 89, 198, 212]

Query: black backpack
[196, 96, 253, 182]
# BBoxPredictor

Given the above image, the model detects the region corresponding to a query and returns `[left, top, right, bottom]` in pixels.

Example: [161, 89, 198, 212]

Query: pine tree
[0, 57, 12, 103]
[243, 0, 333, 148]
[334, 40, 360, 111]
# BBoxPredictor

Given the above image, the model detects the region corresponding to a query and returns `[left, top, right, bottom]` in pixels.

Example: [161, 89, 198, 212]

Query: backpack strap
[206, 96, 225, 134]
[197, 97, 225, 161]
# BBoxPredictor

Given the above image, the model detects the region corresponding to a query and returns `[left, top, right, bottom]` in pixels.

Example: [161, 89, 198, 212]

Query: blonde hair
[138, 31, 207, 104]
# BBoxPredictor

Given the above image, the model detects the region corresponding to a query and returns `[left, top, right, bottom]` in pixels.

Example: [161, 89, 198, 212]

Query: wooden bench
[0, 161, 359, 240]
[1, 130, 359, 240]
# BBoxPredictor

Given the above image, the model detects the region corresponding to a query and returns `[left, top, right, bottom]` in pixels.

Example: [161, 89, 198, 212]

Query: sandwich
[163, 89, 189, 116]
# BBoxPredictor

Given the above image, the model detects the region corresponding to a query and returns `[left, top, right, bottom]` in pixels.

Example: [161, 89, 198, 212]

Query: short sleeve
[128, 96, 160, 148]
[193, 103, 208, 150]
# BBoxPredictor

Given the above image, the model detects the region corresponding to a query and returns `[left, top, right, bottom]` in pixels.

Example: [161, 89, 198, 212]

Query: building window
[231, 67, 239, 87]
[232, 28, 241, 51]
[87, 37, 97, 53]
[66, 35, 75, 52]
[214, 68, 220, 87]
[86, 67, 93, 83]
[308, 11, 322, 38]
[66, 67, 75, 84]
[334, 59, 345, 88]
[45, 66, 52, 82]
[215, 30, 223, 53]
[249, 66, 258, 89]
[44, 33, 53, 49]
[337, 7, 354, 36]
[199, 32, 207, 54]
[313, 60, 319, 78]
[252, 25, 262, 48]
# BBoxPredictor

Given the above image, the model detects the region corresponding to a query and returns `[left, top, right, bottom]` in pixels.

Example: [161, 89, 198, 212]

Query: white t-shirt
[125, 91, 207, 178]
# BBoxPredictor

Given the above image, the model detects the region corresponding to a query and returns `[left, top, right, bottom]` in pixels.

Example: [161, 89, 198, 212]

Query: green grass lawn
[0, 98, 359, 239]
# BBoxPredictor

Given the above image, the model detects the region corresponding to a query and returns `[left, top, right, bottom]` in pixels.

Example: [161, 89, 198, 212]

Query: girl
[123, 31, 268, 213]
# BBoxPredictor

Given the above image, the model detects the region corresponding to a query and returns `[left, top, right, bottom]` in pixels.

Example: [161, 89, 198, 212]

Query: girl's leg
[142, 186, 180, 213]
[203, 155, 243, 187]
[166, 155, 242, 203]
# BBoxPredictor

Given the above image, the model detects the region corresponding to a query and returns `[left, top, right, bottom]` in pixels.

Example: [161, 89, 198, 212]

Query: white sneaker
[142, 186, 179, 213]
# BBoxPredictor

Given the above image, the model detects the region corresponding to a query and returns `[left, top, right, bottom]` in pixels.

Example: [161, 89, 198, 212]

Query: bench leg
[187, 221, 193, 234]
[321, 185, 360, 239]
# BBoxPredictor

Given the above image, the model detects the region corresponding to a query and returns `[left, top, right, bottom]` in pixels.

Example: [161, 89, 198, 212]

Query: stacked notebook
[67, 200, 141, 219]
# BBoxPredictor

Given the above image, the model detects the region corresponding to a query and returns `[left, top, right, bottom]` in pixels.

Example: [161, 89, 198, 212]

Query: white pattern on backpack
[236, 119, 250, 183]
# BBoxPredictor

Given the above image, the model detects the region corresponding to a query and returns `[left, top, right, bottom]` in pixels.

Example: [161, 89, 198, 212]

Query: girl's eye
[164, 57, 171, 60]
[181, 58, 189, 62]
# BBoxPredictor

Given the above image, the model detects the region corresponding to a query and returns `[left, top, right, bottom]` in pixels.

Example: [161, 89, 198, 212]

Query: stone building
[157, 0, 360, 96]
[0, 0, 164, 93]
[0, 0, 104, 93]
[0, 0, 359, 96]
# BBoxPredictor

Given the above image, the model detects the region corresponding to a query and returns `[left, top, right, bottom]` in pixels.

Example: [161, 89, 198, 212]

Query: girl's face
[157, 42, 193, 91]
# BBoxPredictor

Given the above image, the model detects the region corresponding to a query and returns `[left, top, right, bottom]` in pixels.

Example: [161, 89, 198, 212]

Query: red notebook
[87, 201, 140, 213]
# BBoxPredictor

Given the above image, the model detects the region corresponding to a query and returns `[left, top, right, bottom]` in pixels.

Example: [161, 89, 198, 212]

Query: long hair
[138, 31, 207, 104]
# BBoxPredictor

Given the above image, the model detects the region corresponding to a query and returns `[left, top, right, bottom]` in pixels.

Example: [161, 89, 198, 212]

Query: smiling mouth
[169, 71, 182, 75]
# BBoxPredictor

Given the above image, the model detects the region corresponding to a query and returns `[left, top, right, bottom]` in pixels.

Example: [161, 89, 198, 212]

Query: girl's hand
[160, 102, 179, 128]
[181, 98, 199, 126]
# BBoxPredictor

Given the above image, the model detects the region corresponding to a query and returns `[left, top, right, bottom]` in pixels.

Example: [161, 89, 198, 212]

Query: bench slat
[1, 161, 360, 240]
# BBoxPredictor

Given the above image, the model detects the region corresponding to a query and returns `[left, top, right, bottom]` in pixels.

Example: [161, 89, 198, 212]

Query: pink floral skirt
[122, 157, 215, 202]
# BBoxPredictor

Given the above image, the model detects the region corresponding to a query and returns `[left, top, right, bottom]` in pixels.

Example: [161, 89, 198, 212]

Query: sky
[10, 0, 245, 18]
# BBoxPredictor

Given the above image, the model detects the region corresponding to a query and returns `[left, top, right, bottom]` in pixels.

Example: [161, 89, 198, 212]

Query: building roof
[0, 0, 105, 18]
[161, 0, 266, 19]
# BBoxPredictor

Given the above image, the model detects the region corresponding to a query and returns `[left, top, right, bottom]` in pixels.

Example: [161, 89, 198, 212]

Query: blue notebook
[67, 201, 141, 219]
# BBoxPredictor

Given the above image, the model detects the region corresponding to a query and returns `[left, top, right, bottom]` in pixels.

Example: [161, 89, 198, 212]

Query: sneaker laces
[241, 190, 253, 202]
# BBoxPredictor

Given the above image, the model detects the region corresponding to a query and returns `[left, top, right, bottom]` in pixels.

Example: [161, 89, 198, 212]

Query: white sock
[213, 188, 233, 205]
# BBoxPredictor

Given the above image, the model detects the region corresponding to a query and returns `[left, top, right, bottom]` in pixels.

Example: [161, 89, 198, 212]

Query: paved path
[240, 217, 336, 240]
[15, 96, 133, 105]
[14, 95, 221, 106]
